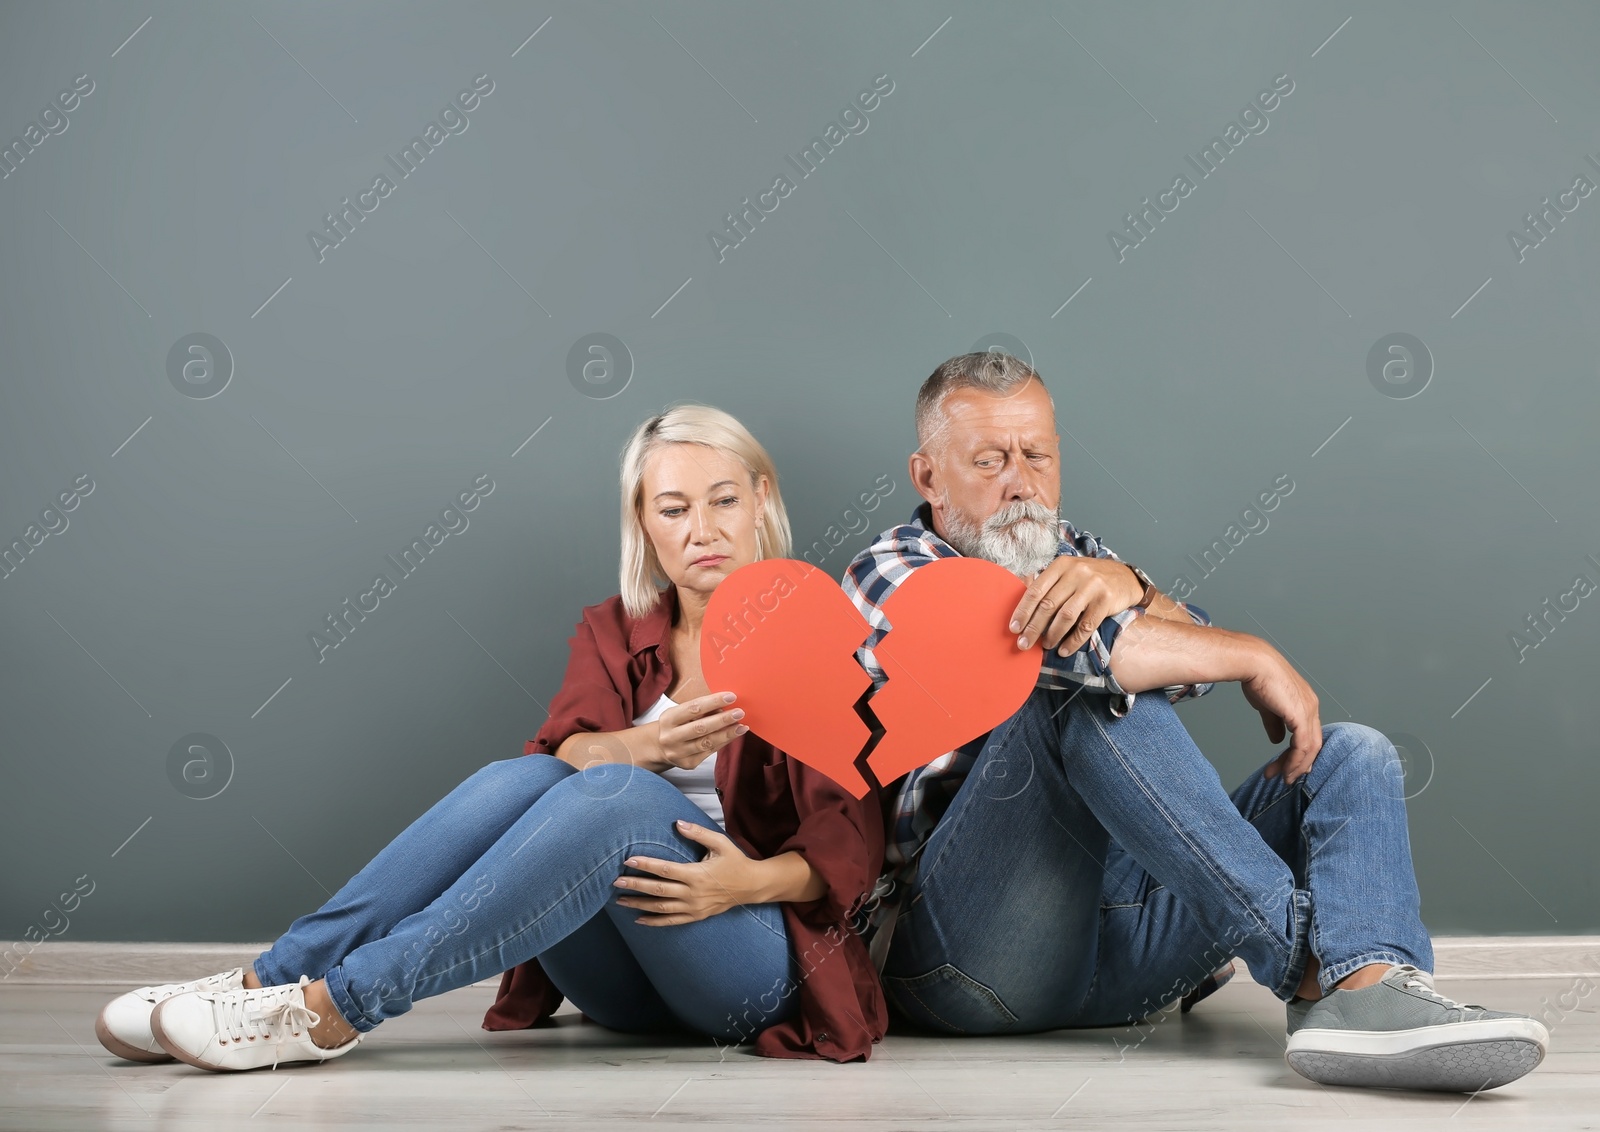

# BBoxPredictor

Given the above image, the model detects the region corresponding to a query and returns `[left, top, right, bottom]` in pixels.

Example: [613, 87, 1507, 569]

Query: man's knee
[1317, 722, 1403, 790]
[1052, 686, 1187, 769]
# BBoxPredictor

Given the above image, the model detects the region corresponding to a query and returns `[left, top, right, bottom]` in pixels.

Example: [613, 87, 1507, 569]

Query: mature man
[842, 351, 1547, 1092]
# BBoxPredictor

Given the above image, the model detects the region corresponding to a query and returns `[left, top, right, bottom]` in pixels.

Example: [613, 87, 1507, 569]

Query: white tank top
[631, 692, 724, 825]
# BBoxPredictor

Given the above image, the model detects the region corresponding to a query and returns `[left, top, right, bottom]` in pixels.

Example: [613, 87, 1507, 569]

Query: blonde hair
[618, 405, 793, 618]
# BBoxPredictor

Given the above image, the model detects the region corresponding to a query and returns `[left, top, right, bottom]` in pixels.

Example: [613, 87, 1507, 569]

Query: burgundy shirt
[480, 584, 888, 1062]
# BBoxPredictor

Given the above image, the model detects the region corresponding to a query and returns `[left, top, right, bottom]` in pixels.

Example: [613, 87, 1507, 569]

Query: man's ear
[909, 449, 939, 506]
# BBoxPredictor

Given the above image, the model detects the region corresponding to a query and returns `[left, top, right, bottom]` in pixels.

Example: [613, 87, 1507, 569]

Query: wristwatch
[1124, 563, 1159, 610]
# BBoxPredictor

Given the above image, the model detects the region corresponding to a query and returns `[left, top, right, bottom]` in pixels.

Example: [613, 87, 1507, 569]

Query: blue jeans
[881, 686, 1432, 1033]
[256, 756, 796, 1041]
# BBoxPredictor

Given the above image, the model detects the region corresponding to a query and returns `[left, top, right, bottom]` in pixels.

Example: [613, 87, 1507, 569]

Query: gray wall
[2, 0, 1595, 946]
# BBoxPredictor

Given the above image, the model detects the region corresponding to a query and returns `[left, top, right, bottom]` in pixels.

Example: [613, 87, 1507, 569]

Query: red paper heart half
[699, 556, 1042, 797]
[700, 559, 874, 797]
[865, 556, 1040, 785]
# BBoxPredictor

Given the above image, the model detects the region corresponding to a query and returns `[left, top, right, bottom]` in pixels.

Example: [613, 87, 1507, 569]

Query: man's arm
[1142, 587, 1199, 625]
[1011, 533, 1199, 657]
[1104, 614, 1324, 784]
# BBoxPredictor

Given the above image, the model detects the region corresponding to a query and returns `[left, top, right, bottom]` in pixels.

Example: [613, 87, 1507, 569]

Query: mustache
[984, 500, 1058, 533]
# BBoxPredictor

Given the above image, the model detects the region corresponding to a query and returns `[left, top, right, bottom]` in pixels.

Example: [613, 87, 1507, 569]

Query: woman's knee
[539, 764, 702, 854]
[464, 755, 575, 805]
[555, 762, 689, 819]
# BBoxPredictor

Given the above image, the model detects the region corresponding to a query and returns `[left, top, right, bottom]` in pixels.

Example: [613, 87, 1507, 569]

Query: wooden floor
[2, 974, 1596, 1130]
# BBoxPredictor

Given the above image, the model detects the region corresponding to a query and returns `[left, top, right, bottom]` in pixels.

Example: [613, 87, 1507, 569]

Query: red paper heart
[865, 556, 1040, 786]
[700, 556, 1041, 796]
[700, 559, 874, 797]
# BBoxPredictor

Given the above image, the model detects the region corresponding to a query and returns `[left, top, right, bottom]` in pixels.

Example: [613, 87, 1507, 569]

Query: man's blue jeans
[256, 757, 796, 1041]
[881, 686, 1432, 1032]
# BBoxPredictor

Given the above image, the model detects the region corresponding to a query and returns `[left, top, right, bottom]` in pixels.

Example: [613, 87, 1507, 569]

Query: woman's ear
[755, 473, 770, 525]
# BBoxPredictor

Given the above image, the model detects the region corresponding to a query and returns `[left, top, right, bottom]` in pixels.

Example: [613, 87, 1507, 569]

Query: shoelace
[211, 975, 322, 1070]
[138, 967, 240, 1003]
[1390, 964, 1487, 1013]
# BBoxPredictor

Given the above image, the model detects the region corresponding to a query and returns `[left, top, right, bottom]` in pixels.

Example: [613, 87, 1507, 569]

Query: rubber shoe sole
[149, 988, 360, 1072]
[1286, 1017, 1547, 1092]
[94, 1010, 172, 1063]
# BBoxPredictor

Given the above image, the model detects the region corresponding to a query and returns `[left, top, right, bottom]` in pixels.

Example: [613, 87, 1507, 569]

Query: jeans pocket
[883, 963, 1019, 1034]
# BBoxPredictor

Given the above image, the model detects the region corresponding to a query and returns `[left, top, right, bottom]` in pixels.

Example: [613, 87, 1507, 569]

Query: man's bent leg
[1053, 688, 1313, 1000]
[1070, 720, 1436, 1028]
[1065, 841, 1241, 1029]
[1226, 722, 1432, 993]
[881, 695, 1111, 1034]
[885, 685, 1319, 1034]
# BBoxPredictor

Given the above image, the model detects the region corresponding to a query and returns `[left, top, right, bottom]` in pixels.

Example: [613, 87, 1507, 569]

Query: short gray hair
[914, 351, 1052, 453]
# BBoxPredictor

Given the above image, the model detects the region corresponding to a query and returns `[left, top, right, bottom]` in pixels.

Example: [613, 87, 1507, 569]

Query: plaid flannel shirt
[841, 502, 1214, 958]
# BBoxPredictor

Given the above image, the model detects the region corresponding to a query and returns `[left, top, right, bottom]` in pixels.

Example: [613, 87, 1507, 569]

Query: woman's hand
[612, 820, 764, 926]
[652, 692, 747, 772]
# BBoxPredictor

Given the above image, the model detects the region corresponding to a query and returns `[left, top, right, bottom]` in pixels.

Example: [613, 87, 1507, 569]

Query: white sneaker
[95, 967, 246, 1062]
[151, 975, 362, 1071]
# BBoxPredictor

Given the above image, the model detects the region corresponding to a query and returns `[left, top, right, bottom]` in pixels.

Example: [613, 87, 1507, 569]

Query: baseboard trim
[1230, 937, 1600, 985]
[3, 937, 1598, 987]
[1413, 937, 1600, 979]
[0, 942, 502, 989]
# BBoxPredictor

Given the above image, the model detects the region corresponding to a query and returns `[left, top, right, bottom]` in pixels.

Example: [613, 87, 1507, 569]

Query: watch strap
[1126, 563, 1158, 610]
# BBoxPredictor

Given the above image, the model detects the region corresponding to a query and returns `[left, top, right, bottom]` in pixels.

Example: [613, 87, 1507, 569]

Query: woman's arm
[553, 723, 664, 772]
[746, 850, 827, 904]
[554, 692, 747, 775]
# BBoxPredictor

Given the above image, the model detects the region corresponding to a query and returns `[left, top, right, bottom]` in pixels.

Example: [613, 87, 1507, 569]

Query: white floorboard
[2, 972, 1596, 1130]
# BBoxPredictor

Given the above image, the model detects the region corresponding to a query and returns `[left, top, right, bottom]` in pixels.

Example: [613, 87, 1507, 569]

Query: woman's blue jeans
[255, 757, 796, 1041]
[882, 686, 1432, 1033]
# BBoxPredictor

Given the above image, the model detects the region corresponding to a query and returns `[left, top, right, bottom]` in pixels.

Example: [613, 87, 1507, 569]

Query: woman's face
[639, 443, 769, 603]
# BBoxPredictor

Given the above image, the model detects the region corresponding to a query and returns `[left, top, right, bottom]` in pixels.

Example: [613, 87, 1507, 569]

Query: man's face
[913, 379, 1063, 577]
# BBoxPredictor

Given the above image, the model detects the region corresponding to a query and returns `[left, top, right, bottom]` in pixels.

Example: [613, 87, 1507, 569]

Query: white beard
[941, 498, 1061, 578]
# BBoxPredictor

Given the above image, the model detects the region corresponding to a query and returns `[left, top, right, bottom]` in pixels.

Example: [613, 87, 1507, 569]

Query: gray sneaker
[1284, 965, 1548, 1092]
[1286, 995, 1314, 1035]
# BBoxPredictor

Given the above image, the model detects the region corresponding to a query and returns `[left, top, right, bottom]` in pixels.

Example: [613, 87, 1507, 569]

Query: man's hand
[1009, 557, 1144, 656]
[612, 820, 762, 926]
[1240, 643, 1323, 785]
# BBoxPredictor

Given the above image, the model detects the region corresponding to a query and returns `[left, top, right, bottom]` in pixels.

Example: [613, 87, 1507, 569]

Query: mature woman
[95, 405, 886, 1070]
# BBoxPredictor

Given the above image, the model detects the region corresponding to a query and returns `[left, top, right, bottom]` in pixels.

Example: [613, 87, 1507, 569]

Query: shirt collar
[627, 584, 679, 656]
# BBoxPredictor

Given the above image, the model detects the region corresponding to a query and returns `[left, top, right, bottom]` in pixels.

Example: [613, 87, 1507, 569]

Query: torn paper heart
[700, 559, 875, 796]
[865, 556, 1039, 786]
[699, 556, 1040, 796]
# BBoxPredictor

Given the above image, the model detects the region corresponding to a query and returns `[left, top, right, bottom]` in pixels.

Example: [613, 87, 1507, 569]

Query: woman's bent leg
[540, 854, 796, 1042]
[256, 757, 576, 987]
[535, 912, 680, 1034]
[599, 885, 793, 1041]
[321, 764, 795, 1038]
